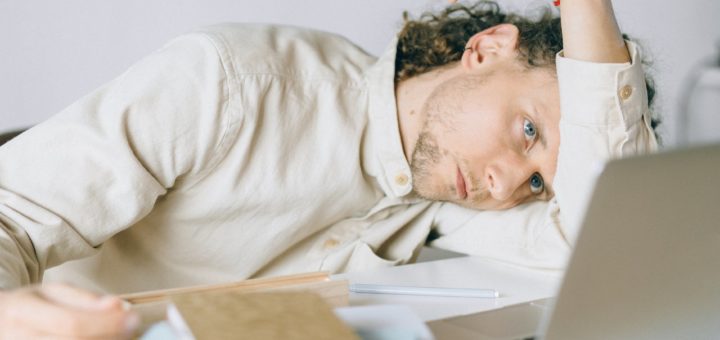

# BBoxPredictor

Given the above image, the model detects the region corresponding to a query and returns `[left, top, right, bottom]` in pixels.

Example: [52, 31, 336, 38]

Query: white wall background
[1, 0, 719, 147]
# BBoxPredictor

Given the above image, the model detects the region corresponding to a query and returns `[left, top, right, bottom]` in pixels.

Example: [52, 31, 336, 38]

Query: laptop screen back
[539, 144, 720, 339]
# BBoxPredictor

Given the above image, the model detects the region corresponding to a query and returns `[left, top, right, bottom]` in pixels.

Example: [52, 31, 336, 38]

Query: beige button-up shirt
[0, 24, 656, 293]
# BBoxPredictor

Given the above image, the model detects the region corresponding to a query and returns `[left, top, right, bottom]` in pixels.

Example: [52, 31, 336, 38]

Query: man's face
[410, 61, 561, 210]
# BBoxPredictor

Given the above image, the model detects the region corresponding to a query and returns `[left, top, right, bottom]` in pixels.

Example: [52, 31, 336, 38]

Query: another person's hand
[0, 283, 139, 339]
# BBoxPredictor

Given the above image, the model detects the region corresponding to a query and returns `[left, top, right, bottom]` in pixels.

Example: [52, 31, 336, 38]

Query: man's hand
[0, 283, 139, 339]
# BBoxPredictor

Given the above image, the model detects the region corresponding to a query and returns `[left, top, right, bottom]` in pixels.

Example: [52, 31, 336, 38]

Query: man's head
[395, 1, 562, 82]
[394, 1, 656, 210]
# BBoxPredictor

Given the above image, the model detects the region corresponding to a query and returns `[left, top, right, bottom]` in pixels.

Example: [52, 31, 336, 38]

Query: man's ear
[461, 24, 520, 70]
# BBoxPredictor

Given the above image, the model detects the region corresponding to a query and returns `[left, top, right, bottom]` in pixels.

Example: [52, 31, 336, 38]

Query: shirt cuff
[555, 41, 647, 129]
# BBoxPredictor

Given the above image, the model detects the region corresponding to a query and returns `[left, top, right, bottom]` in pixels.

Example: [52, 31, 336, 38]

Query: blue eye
[524, 119, 537, 141]
[530, 173, 544, 194]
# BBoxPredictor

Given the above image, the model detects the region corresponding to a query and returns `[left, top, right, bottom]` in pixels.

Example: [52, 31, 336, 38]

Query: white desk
[138, 256, 563, 339]
[333, 256, 563, 322]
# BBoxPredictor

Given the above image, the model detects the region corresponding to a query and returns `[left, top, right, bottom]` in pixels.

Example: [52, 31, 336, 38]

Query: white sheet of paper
[334, 304, 434, 340]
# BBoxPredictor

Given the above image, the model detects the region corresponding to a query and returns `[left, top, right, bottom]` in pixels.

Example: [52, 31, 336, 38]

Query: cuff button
[619, 85, 633, 100]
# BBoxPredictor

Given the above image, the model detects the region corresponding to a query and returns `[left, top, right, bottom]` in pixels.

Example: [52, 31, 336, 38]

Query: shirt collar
[363, 38, 415, 199]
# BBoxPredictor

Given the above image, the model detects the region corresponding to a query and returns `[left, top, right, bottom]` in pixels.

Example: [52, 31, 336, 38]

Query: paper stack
[121, 272, 349, 333]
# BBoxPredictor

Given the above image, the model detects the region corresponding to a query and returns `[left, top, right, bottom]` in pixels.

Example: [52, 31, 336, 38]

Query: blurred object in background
[0, 128, 25, 147]
[677, 40, 720, 146]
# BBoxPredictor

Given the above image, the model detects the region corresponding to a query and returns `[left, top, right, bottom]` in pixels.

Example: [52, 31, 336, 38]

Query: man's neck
[394, 62, 462, 162]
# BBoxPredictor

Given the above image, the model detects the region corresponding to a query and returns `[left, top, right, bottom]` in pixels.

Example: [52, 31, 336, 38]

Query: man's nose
[484, 153, 533, 202]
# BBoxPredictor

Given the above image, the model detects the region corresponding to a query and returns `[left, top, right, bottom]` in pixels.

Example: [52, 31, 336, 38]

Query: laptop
[427, 143, 720, 339]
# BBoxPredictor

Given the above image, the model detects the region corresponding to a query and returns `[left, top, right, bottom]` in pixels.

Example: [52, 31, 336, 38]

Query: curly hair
[395, 1, 660, 135]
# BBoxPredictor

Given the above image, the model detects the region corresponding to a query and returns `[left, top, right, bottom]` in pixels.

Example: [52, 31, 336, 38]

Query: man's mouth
[456, 167, 468, 200]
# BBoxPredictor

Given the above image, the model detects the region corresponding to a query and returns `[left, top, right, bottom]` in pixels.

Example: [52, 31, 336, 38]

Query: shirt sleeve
[0, 32, 234, 289]
[429, 41, 658, 269]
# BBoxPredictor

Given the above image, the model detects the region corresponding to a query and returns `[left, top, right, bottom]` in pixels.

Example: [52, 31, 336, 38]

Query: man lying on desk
[0, 0, 657, 338]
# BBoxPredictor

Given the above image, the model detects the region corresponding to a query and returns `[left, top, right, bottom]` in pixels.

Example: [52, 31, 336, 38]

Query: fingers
[2, 326, 127, 340]
[42, 283, 123, 311]
[39, 283, 139, 337]
[0, 284, 139, 339]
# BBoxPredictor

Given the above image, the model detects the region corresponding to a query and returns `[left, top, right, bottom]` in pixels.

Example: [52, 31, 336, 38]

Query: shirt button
[323, 238, 340, 249]
[395, 173, 409, 186]
[619, 85, 633, 100]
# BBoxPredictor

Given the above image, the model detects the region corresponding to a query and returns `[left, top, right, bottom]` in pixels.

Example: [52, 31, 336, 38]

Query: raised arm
[553, 0, 658, 241]
[559, 0, 629, 63]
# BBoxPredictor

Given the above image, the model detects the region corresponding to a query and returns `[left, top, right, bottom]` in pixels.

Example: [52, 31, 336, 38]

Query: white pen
[349, 283, 499, 298]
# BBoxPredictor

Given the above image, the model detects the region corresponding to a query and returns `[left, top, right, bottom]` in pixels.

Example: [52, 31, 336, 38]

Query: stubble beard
[408, 79, 463, 202]
[410, 130, 443, 201]
[407, 73, 502, 208]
